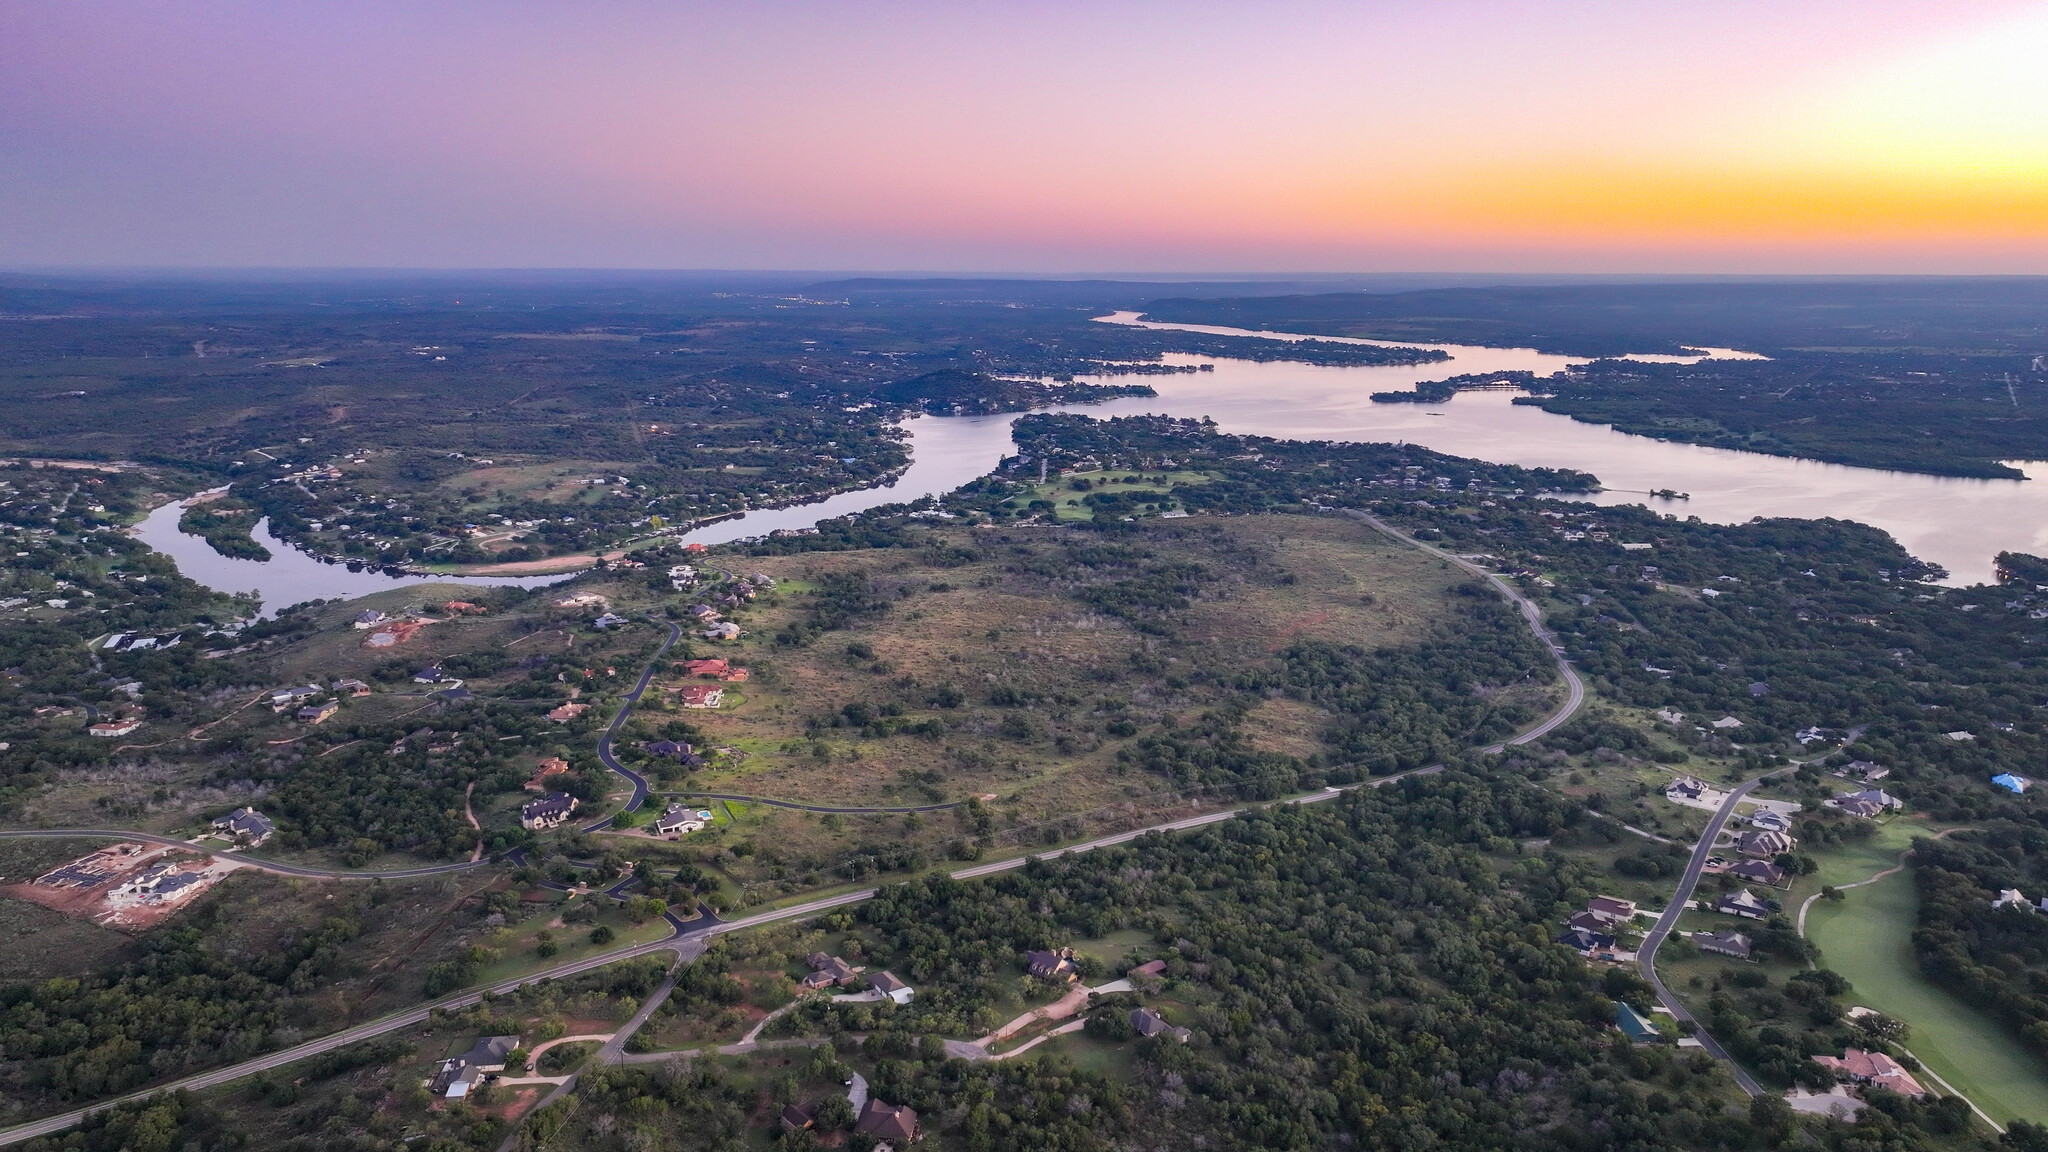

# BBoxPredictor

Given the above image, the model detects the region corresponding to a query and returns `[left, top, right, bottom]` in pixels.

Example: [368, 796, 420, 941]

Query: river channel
[136, 313, 2048, 602]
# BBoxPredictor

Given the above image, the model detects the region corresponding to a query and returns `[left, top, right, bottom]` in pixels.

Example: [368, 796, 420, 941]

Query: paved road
[0, 829, 490, 880]
[0, 512, 1596, 1146]
[1635, 768, 1795, 1099]
[583, 621, 683, 832]
[1340, 510, 1586, 749]
[493, 951, 697, 1152]
[0, 912, 706, 1147]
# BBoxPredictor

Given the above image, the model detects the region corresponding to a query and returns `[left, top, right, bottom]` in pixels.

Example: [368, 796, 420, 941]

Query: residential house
[1615, 1002, 1662, 1042]
[591, 613, 630, 630]
[1711, 716, 1745, 730]
[855, 1101, 921, 1145]
[1745, 810, 1793, 834]
[1696, 930, 1754, 959]
[546, 702, 590, 723]
[1993, 889, 2032, 910]
[1842, 788, 1902, 811]
[674, 685, 725, 709]
[114, 862, 206, 900]
[779, 1104, 815, 1135]
[679, 658, 729, 677]
[702, 622, 742, 641]
[297, 700, 339, 724]
[1795, 726, 1828, 745]
[269, 685, 322, 711]
[687, 605, 720, 622]
[652, 804, 708, 837]
[430, 1035, 521, 1100]
[1748, 682, 1770, 697]
[1568, 910, 1621, 936]
[1844, 760, 1890, 781]
[335, 678, 372, 697]
[211, 807, 275, 846]
[1992, 773, 2031, 794]
[644, 740, 690, 758]
[1558, 926, 1616, 954]
[1665, 777, 1708, 802]
[1026, 947, 1079, 981]
[1714, 889, 1772, 920]
[525, 757, 570, 791]
[521, 792, 578, 831]
[1585, 896, 1638, 924]
[1813, 1049, 1927, 1098]
[802, 953, 863, 989]
[871, 971, 915, 1005]
[413, 666, 459, 685]
[442, 601, 485, 615]
[1655, 709, 1685, 724]
[1131, 1007, 1191, 1043]
[87, 717, 144, 737]
[1735, 830, 1794, 859]
[352, 609, 388, 630]
[1727, 859, 1787, 887]
[1130, 959, 1168, 979]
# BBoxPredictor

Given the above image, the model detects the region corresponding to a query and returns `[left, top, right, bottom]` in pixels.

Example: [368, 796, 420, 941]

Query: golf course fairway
[1806, 867, 2048, 1126]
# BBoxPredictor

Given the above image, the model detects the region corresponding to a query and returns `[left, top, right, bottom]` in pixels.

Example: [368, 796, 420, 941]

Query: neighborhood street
[1635, 768, 1796, 1099]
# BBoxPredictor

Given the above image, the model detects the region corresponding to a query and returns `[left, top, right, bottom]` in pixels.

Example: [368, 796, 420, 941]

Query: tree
[811, 1094, 855, 1132]
[590, 924, 616, 945]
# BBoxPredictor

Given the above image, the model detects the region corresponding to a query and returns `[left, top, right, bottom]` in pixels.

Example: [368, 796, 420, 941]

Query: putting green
[1806, 868, 2048, 1125]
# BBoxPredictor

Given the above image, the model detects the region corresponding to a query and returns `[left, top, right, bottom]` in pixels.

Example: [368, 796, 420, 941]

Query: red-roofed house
[1813, 1049, 1926, 1098]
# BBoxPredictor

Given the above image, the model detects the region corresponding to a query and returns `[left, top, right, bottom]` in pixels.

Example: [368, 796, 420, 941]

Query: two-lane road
[584, 620, 684, 831]
[0, 510, 1603, 1147]
[1341, 509, 1587, 748]
[1634, 769, 1796, 1098]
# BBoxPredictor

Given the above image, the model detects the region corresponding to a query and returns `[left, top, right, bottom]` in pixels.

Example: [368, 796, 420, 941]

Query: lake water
[1077, 312, 2048, 586]
[137, 314, 2048, 602]
[132, 497, 573, 616]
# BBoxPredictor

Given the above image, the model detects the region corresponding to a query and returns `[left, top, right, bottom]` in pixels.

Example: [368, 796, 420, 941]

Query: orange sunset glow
[3, 1, 2046, 271]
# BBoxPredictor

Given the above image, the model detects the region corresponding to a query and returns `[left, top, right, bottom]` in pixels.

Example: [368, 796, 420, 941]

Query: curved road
[0, 763, 1460, 1149]
[0, 829, 490, 880]
[583, 620, 684, 832]
[1634, 768, 1796, 1099]
[0, 512, 1598, 1145]
[1341, 509, 1587, 747]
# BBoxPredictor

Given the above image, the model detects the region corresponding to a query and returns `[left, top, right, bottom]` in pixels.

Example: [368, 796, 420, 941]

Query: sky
[3, 1, 2047, 274]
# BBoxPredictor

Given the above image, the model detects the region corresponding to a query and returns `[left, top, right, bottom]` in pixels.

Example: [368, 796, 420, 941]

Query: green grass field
[1806, 867, 2048, 1126]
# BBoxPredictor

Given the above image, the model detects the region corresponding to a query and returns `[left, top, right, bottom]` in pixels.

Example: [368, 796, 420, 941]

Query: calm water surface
[138, 316, 2048, 602]
[133, 498, 572, 616]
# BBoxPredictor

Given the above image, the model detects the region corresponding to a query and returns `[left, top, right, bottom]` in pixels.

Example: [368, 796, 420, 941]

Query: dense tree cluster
[1911, 822, 2048, 1054]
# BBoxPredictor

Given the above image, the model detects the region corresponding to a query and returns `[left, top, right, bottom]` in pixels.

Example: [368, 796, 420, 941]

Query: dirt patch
[443, 550, 623, 575]
[2, 843, 236, 931]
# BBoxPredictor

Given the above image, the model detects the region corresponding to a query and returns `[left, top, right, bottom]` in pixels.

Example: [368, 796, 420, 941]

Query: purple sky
[4, 1, 2045, 272]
